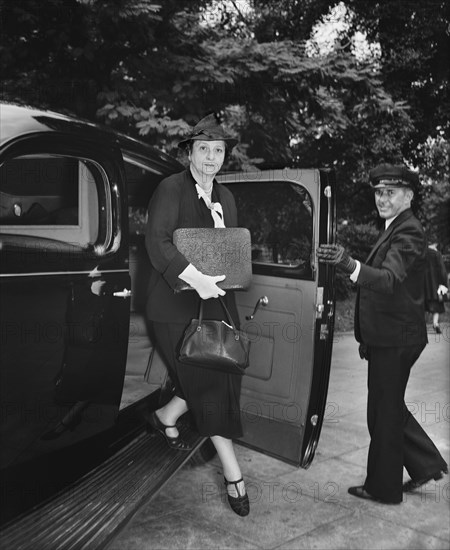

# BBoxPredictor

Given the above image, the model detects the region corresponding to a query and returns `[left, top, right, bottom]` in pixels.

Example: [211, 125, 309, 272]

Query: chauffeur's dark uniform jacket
[354, 208, 447, 503]
[355, 208, 428, 348]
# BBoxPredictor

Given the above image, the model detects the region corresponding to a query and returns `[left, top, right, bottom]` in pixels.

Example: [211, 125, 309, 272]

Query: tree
[345, 0, 450, 145]
[0, 0, 163, 118]
[343, 0, 450, 246]
[414, 136, 450, 246]
[1, 0, 448, 242]
[95, 1, 413, 186]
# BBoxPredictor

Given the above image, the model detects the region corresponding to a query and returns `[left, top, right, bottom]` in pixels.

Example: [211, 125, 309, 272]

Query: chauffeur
[317, 163, 448, 504]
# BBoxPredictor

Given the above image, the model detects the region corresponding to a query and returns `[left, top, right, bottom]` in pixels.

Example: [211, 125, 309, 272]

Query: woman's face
[189, 140, 226, 182]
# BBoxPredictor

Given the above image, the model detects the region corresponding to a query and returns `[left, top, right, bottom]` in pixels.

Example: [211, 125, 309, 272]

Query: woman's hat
[177, 114, 238, 149]
[369, 163, 419, 191]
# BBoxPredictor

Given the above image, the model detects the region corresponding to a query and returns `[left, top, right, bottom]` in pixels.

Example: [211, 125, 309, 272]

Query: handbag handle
[197, 297, 238, 333]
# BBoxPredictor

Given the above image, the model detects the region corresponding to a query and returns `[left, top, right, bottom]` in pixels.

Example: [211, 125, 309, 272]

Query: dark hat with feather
[177, 114, 238, 149]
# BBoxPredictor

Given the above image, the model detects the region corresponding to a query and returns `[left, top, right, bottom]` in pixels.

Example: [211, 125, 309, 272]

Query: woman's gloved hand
[179, 264, 226, 299]
[437, 284, 448, 297]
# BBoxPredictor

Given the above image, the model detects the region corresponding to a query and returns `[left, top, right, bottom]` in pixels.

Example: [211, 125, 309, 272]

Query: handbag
[178, 297, 250, 375]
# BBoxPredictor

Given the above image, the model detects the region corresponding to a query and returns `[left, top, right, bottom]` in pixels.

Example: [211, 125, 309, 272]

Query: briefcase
[173, 227, 252, 291]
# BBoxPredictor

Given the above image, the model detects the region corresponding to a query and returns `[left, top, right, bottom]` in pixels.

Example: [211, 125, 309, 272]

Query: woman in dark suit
[424, 243, 448, 333]
[144, 114, 249, 516]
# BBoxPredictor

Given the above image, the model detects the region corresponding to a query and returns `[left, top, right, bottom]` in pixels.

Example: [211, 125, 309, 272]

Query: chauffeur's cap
[369, 163, 419, 191]
[177, 114, 238, 149]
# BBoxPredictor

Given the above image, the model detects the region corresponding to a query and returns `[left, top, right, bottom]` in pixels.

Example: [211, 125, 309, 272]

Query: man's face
[374, 187, 413, 219]
[189, 140, 226, 182]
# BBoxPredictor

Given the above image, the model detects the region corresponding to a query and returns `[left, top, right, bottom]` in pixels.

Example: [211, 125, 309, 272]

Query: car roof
[0, 102, 109, 145]
[0, 102, 183, 175]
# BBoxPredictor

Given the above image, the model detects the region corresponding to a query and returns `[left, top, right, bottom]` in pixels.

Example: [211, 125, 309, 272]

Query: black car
[0, 103, 336, 549]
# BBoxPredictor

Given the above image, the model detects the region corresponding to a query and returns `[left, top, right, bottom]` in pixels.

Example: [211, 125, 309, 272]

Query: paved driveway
[111, 328, 450, 550]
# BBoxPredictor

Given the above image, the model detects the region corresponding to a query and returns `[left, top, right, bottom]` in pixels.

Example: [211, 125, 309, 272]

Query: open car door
[218, 168, 336, 467]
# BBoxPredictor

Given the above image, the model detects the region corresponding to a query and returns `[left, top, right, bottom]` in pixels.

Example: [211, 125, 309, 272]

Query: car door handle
[246, 296, 269, 320]
[113, 288, 132, 298]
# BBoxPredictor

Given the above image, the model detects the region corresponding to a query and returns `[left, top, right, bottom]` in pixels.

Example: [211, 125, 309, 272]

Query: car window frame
[0, 134, 125, 262]
[222, 178, 316, 281]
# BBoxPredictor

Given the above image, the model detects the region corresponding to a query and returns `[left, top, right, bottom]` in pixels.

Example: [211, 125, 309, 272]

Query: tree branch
[230, 0, 251, 30]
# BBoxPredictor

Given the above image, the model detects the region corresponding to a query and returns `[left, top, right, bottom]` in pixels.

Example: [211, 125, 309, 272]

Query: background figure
[144, 114, 249, 517]
[424, 243, 448, 334]
[317, 163, 448, 504]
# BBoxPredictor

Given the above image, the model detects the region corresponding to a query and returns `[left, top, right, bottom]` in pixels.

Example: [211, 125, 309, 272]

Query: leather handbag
[178, 298, 251, 375]
[173, 228, 252, 291]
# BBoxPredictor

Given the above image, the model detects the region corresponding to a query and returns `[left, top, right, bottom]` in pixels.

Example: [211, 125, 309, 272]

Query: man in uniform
[317, 163, 448, 504]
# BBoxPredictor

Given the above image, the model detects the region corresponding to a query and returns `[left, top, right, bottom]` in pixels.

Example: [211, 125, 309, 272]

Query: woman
[424, 243, 448, 334]
[144, 114, 249, 517]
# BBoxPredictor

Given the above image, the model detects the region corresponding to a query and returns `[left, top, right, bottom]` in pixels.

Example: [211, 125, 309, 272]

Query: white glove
[437, 285, 448, 296]
[178, 264, 226, 299]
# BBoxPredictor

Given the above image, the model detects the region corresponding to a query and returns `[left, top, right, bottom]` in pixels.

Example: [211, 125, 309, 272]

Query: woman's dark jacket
[145, 169, 239, 324]
[424, 248, 448, 302]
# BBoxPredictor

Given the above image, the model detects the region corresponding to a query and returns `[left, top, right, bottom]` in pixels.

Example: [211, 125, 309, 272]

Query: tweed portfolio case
[173, 227, 252, 291]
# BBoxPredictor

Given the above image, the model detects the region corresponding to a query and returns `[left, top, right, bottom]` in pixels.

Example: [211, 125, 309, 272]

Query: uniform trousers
[363, 344, 447, 503]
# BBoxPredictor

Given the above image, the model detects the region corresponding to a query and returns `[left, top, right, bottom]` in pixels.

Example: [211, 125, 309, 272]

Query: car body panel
[0, 108, 132, 472]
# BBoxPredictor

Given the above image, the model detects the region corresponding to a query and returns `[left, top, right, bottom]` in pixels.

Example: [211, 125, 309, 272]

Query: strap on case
[197, 297, 237, 332]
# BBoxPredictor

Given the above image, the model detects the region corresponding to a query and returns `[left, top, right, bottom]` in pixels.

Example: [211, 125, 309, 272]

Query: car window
[228, 181, 313, 278]
[0, 155, 100, 247]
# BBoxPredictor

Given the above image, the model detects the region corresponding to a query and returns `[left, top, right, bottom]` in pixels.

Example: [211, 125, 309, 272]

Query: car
[0, 102, 337, 549]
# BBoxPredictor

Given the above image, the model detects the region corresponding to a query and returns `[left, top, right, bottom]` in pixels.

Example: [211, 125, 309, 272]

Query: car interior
[0, 155, 99, 247]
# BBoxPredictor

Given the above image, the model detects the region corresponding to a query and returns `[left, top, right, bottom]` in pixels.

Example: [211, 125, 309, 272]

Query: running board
[0, 425, 205, 550]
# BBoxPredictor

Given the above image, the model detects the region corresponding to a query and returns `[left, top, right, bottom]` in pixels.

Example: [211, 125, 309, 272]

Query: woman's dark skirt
[425, 299, 445, 314]
[150, 321, 243, 439]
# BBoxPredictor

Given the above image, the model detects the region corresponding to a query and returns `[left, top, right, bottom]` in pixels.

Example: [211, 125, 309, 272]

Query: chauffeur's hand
[358, 343, 370, 360]
[317, 244, 357, 274]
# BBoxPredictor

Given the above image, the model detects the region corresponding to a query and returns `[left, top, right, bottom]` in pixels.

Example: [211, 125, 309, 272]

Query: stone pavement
[110, 326, 450, 550]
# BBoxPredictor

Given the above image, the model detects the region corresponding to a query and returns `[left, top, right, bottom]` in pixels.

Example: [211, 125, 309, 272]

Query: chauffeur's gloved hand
[178, 263, 226, 299]
[358, 343, 370, 360]
[317, 244, 357, 275]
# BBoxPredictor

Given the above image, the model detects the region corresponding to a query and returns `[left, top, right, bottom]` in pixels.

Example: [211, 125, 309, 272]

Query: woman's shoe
[147, 411, 192, 452]
[224, 477, 250, 516]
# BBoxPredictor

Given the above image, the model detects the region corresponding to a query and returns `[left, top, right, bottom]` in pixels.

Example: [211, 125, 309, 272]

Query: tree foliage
[0, 0, 163, 117]
[346, 0, 450, 145]
[1, 0, 449, 247]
